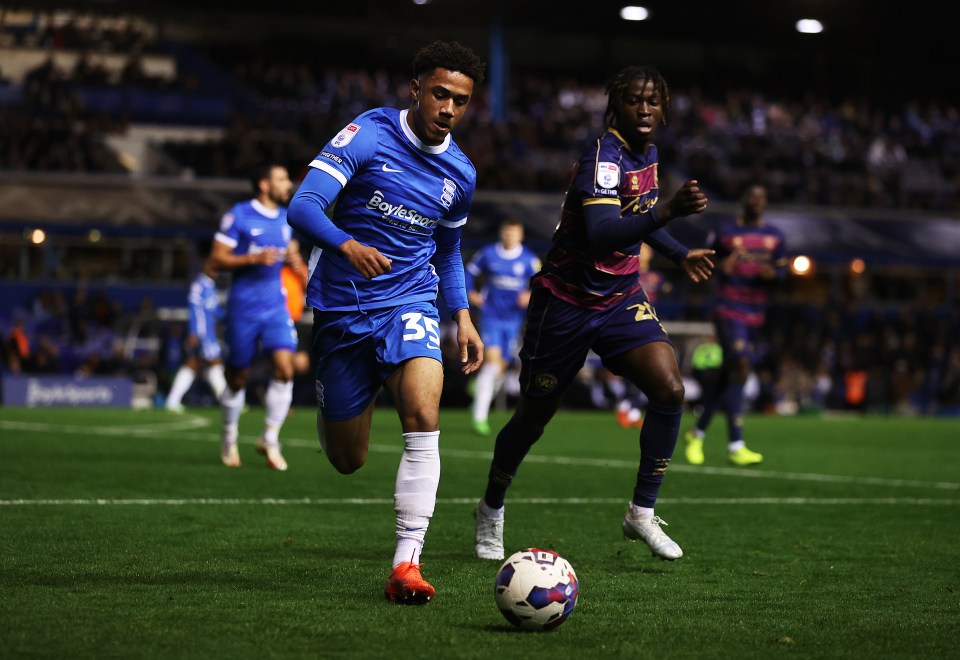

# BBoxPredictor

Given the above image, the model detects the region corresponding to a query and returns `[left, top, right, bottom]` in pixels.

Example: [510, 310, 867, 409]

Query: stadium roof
[29, 1, 950, 97]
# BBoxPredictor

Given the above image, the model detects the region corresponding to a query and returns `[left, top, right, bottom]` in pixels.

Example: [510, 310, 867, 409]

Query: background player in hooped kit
[684, 182, 787, 466]
[287, 41, 485, 605]
[465, 219, 541, 436]
[473, 65, 716, 564]
[209, 163, 304, 472]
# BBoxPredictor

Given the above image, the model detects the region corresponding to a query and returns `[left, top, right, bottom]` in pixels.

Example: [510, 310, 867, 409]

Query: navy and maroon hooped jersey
[532, 128, 660, 310]
[712, 218, 787, 327]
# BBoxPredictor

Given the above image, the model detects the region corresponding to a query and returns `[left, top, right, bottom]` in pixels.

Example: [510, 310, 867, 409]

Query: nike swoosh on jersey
[381, 163, 404, 173]
[250, 228, 264, 236]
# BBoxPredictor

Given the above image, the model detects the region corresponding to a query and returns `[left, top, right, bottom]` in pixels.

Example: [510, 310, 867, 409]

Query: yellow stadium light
[88, 229, 102, 243]
[849, 258, 866, 275]
[790, 255, 812, 275]
[30, 229, 46, 245]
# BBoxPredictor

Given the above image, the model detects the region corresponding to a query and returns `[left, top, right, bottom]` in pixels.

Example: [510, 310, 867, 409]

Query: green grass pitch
[1, 405, 958, 658]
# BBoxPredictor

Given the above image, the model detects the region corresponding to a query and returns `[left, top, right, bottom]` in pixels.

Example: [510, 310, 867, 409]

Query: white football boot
[622, 512, 683, 560]
[474, 501, 505, 560]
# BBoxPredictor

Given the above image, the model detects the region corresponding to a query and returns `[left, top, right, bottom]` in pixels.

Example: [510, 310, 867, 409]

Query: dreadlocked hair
[603, 65, 670, 128]
[413, 40, 486, 85]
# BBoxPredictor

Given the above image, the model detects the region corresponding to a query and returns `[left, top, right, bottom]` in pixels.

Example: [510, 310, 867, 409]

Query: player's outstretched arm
[680, 249, 716, 283]
[452, 308, 483, 375]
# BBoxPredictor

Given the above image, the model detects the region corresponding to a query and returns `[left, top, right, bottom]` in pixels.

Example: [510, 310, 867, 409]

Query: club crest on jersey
[440, 178, 456, 209]
[623, 163, 658, 196]
[332, 123, 361, 148]
[596, 162, 619, 189]
[533, 372, 558, 392]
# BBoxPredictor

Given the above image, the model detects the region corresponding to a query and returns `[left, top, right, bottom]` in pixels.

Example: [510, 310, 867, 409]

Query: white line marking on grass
[4, 419, 958, 492]
[1, 497, 957, 507]
[0, 417, 210, 436]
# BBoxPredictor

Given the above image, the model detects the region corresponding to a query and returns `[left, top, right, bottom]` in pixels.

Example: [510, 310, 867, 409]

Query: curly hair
[603, 65, 670, 128]
[412, 40, 486, 85]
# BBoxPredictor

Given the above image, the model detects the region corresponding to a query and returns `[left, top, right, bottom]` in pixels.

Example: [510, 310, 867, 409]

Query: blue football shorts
[480, 316, 523, 358]
[310, 301, 443, 422]
[223, 308, 298, 369]
[517, 287, 671, 399]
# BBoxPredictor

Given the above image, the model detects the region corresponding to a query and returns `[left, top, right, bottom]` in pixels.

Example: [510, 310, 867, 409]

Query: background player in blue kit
[465, 219, 540, 436]
[473, 65, 716, 563]
[684, 183, 787, 466]
[165, 257, 227, 412]
[209, 163, 305, 472]
[287, 41, 485, 605]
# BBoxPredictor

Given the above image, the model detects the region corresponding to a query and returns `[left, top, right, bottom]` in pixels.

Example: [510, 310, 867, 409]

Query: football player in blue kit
[209, 163, 305, 472]
[287, 41, 485, 605]
[465, 219, 540, 436]
[473, 65, 716, 563]
[164, 257, 227, 412]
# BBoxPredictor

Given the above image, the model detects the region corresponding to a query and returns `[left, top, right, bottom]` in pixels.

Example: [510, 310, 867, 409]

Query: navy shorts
[518, 287, 671, 398]
[311, 301, 442, 422]
[714, 315, 762, 365]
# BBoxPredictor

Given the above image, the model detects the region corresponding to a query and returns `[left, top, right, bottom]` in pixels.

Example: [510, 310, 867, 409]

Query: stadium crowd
[4, 274, 960, 417]
[2, 10, 958, 418]
[1, 29, 957, 212]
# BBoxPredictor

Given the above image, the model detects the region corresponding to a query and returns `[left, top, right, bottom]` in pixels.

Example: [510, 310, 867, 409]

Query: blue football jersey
[465, 243, 540, 323]
[187, 272, 222, 337]
[302, 107, 476, 312]
[214, 199, 292, 317]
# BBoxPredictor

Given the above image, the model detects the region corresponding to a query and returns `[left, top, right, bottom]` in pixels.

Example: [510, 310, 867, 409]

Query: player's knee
[648, 378, 685, 407]
[326, 448, 366, 474]
[399, 408, 439, 433]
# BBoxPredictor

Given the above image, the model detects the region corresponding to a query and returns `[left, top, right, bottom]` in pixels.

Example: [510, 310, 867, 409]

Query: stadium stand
[1, 5, 958, 415]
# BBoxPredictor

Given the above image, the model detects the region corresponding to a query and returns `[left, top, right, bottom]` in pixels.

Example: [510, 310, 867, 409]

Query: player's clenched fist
[340, 238, 393, 279]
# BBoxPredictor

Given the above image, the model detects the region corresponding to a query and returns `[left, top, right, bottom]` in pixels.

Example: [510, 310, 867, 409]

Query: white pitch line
[1, 497, 958, 507]
[3, 418, 958, 492]
[0, 417, 210, 436]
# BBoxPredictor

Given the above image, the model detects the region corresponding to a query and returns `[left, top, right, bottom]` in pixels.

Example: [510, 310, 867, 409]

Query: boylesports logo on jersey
[331, 123, 360, 148]
[367, 190, 438, 231]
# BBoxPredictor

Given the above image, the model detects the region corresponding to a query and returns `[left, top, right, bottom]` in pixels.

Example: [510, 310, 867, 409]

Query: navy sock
[721, 382, 745, 443]
[632, 401, 682, 508]
[482, 416, 541, 509]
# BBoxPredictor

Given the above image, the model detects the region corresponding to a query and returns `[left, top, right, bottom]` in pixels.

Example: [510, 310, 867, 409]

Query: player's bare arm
[209, 240, 282, 270]
[339, 238, 392, 279]
[453, 308, 484, 375]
